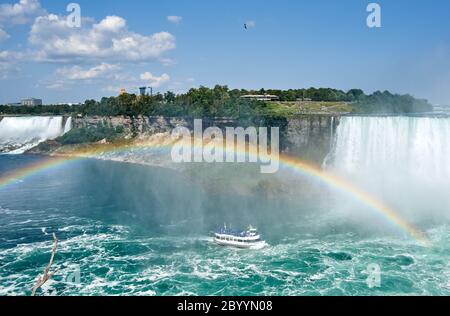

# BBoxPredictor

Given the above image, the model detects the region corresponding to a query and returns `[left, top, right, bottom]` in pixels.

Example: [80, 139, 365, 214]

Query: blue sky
[0, 0, 449, 105]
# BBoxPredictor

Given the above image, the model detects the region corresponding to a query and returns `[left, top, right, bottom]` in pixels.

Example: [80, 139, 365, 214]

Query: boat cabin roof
[215, 227, 259, 238]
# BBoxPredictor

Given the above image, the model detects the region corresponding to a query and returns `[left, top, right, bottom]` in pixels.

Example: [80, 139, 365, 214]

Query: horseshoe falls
[327, 116, 450, 225]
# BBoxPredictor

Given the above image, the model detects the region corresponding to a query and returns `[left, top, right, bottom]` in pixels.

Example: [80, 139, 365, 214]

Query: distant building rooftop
[22, 98, 42, 106]
[240, 94, 279, 101]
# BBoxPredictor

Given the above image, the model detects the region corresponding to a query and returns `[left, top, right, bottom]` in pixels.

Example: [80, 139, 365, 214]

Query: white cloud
[159, 57, 177, 66]
[44, 62, 121, 90]
[103, 85, 133, 94]
[45, 82, 65, 90]
[55, 63, 120, 80]
[0, 50, 23, 60]
[140, 72, 170, 88]
[167, 16, 182, 24]
[0, 0, 46, 25]
[0, 50, 23, 79]
[103, 71, 171, 94]
[29, 14, 176, 63]
[95, 15, 126, 32]
[0, 28, 9, 41]
[0, 62, 17, 79]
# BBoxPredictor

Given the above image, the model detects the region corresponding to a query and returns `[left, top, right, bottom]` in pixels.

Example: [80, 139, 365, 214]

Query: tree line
[0, 85, 432, 117]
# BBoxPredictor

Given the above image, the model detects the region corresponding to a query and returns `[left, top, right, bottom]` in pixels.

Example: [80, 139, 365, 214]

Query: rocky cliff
[285, 116, 339, 161]
[71, 115, 339, 162]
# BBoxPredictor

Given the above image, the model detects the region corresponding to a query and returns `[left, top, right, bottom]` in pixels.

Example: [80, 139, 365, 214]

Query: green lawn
[265, 101, 353, 116]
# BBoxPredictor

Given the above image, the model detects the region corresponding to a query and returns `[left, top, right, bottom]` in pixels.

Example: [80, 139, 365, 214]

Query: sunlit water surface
[0, 155, 449, 296]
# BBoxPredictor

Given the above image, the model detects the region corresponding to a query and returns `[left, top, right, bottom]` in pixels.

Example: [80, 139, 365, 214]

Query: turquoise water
[0, 155, 449, 296]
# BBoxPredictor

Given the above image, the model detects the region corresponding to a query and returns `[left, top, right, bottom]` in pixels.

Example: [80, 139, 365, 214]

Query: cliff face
[73, 115, 338, 163]
[73, 115, 191, 135]
[285, 116, 339, 162]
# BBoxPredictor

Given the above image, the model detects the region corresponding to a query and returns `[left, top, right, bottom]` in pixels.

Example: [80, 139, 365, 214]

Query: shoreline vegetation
[1, 86, 432, 118]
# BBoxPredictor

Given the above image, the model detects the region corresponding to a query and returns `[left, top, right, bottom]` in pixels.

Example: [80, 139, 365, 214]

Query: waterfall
[327, 116, 450, 222]
[63, 116, 72, 133]
[0, 116, 72, 154]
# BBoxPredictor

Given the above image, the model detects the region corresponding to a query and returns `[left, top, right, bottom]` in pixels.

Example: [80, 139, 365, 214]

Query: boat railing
[215, 235, 262, 243]
[215, 228, 259, 237]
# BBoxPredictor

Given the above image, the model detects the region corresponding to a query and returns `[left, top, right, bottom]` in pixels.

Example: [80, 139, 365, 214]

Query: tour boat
[213, 225, 267, 249]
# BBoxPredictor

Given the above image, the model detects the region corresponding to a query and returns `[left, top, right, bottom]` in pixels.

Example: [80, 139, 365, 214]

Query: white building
[240, 94, 279, 101]
[22, 98, 43, 106]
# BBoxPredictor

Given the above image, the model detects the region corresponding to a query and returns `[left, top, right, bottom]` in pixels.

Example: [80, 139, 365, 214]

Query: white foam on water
[0, 116, 72, 154]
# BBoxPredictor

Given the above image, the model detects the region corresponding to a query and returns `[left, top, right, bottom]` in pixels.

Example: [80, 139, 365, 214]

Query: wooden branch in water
[31, 233, 59, 296]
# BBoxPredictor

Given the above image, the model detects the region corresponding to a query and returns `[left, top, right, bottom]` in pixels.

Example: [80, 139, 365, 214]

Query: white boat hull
[213, 238, 267, 249]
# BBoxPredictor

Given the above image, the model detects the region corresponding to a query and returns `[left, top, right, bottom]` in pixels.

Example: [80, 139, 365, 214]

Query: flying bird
[244, 23, 247, 30]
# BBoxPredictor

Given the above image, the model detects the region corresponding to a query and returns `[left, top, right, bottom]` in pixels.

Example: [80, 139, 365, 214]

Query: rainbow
[0, 156, 78, 189]
[0, 139, 429, 245]
[279, 155, 429, 245]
